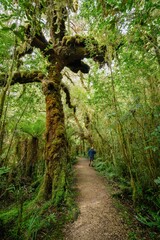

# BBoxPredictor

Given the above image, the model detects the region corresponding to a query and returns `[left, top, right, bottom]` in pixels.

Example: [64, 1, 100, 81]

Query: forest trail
[64, 158, 129, 240]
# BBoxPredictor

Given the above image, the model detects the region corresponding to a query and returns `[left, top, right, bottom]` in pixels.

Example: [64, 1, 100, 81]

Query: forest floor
[64, 157, 129, 240]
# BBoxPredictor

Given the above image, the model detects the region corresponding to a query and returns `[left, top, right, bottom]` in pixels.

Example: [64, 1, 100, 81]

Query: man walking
[88, 146, 96, 166]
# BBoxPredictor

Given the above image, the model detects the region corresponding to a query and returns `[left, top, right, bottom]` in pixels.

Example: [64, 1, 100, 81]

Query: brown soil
[64, 158, 129, 240]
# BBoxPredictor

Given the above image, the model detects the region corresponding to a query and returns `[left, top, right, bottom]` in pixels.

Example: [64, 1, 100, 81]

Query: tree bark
[26, 137, 39, 178]
[40, 65, 69, 202]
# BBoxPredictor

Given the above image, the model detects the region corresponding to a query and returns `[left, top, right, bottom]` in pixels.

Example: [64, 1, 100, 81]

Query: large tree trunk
[41, 66, 69, 203]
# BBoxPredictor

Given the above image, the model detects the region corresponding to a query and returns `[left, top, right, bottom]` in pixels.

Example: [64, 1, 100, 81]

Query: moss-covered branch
[17, 26, 106, 74]
[16, 25, 52, 59]
[53, 35, 107, 73]
[61, 82, 76, 112]
[61, 35, 106, 63]
[0, 71, 45, 87]
[50, 7, 67, 45]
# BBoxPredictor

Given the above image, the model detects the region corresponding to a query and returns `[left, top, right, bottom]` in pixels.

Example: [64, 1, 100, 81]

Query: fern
[154, 177, 160, 186]
[0, 166, 10, 176]
[19, 118, 45, 137]
[136, 211, 160, 230]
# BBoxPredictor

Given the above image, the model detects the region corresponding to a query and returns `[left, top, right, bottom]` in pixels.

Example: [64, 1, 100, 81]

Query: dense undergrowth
[0, 158, 78, 240]
[94, 158, 160, 240]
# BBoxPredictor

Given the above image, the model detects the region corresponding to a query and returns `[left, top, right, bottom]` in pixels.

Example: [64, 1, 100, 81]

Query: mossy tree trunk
[41, 65, 69, 202]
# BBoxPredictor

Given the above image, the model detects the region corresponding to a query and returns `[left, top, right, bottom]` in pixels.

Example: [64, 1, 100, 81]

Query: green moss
[56, 126, 65, 136]
[51, 138, 62, 145]
[62, 35, 86, 47]
[62, 36, 74, 46]
[52, 167, 66, 205]
[75, 35, 85, 45]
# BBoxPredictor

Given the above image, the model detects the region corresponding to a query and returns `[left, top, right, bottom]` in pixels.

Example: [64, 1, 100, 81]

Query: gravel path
[64, 158, 129, 240]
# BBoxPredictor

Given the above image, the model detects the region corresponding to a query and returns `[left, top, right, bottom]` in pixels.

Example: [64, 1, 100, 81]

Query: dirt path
[64, 158, 129, 240]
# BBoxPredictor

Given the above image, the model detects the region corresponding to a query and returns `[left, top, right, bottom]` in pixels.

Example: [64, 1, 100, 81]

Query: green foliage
[20, 118, 45, 137]
[24, 211, 56, 240]
[0, 156, 78, 239]
[154, 177, 160, 186]
[0, 200, 57, 240]
[0, 166, 16, 201]
[0, 205, 19, 224]
[136, 210, 160, 231]
[0, 30, 15, 72]
[94, 159, 111, 173]
[0, 166, 10, 175]
[20, 49, 48, 73]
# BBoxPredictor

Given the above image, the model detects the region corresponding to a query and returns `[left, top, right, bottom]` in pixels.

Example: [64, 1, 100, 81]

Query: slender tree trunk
[0, 40, 17, 156]
[21, 139, 28, 175]
[110, 65, 137, 203]
[26, 137, 39, 178]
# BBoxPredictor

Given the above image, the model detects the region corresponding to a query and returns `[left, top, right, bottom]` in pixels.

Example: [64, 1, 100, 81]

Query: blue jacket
[88, 148, 96, 159]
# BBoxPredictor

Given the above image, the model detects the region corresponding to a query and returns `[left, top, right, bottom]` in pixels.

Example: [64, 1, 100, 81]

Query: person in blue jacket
[88, 146, 96, 166]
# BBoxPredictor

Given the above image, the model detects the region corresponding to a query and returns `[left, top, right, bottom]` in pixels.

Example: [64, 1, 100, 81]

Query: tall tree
[0, 0, 106, 202]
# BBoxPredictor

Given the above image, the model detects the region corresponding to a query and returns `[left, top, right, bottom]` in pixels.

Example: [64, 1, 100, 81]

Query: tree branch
[61, 82, 76, 112]
[54, 35, 107, 73]
[0, 71, 45, 87]
[16, 25, 51, 59]
[25, 25, 49, 51]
